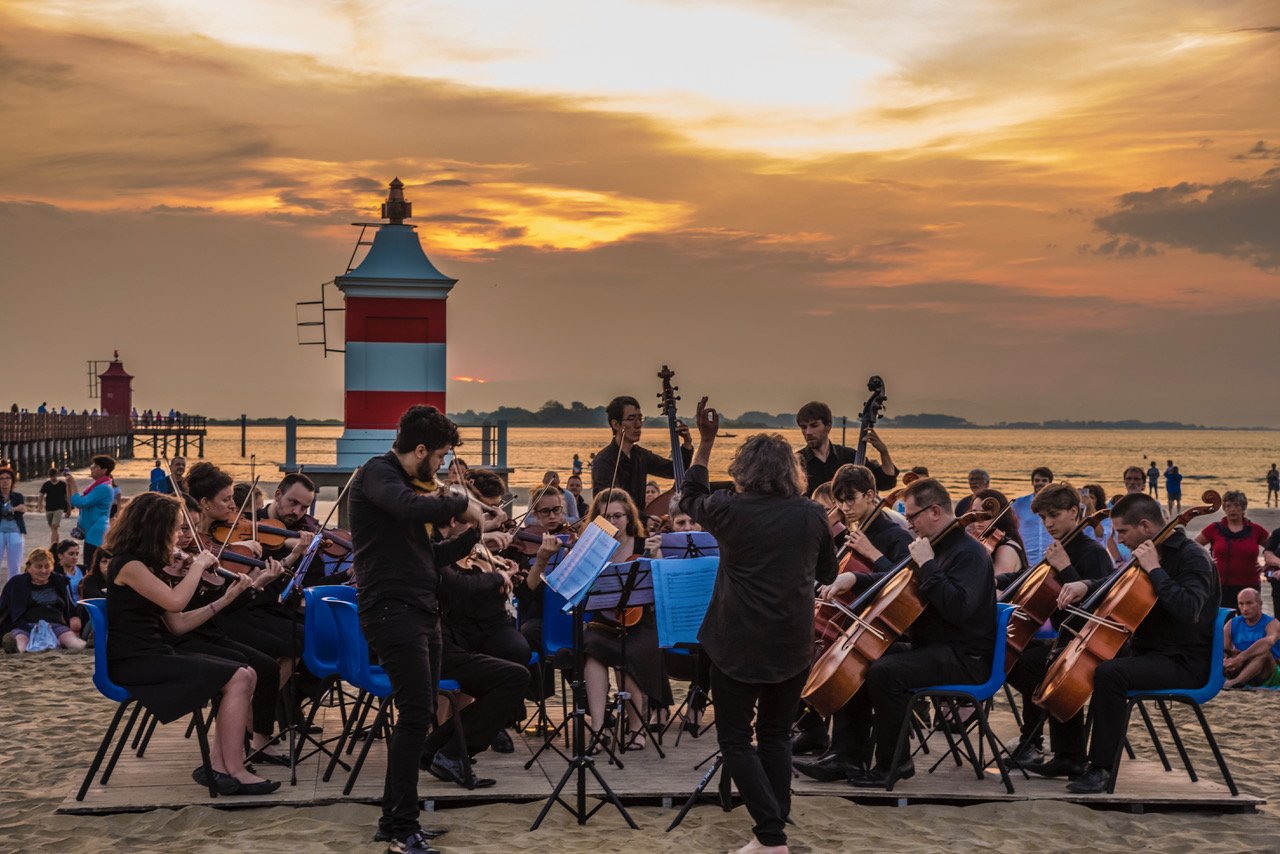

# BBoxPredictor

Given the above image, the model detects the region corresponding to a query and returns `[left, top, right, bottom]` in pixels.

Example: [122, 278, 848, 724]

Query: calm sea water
[104, 425, 1280, 503]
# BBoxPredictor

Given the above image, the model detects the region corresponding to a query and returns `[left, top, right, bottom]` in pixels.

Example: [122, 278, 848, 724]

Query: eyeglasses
[904, 503, 939, 523]
[603, 512, 629, 523]
[621, 415, 645, 424]
[534, 506, 565, 516]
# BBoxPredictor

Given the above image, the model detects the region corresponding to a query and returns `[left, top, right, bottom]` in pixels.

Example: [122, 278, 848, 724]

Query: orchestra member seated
[1003, 483, 1111, 773]
[581, 488, 668, 749]
[967, 489, 1026, 576]
[1053, 493, 1217, 794]
[1223, 588, 1280, 689]
[843, 478, 996, 789]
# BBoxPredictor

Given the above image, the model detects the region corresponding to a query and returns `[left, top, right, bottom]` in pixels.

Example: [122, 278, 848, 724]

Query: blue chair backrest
[930, 603, 1016, 700]
[81, 599, 131, 703]
[1196, 607, 1233, 703]
[302, 585, 355, 678]
[541, 585, 576, 659]
[323, 597, 388, 697]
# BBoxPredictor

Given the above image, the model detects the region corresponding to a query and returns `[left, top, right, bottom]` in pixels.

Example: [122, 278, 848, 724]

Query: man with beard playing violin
[793, 463, 912, 761]
[1050, 492, 1217, 794]
[833, 478, 996, 789]
[350, 405, 492, 854]
[1002, 482, 1113, 772]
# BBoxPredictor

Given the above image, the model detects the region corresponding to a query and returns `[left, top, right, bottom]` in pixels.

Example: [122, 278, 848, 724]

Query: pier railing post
[285, 417, 297, 469]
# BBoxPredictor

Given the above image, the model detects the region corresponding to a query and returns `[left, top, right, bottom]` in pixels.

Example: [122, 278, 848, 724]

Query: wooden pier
[60, 696, 1261, 819]
[0, 413, 207, 478]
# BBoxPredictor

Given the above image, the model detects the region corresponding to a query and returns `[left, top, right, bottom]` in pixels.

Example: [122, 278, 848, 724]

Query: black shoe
[427, 752, 497, 789]
[226, 778, 281, 796]
[252, 751, 293, 767]
[790, 728, 830, 756]
[374, 828, 447, 843]
[386, 830, 442, 854]
[1009, 739, 1044, 766]
[1022, 755, 1086, 779]
[849, 760, 915, 789]
[1065, 764, 1111, 794]
[793, 753, 864, 783]
[490, 729, 514, 754]
[682, 720, 701, 737]
[191, 766, 240, 795]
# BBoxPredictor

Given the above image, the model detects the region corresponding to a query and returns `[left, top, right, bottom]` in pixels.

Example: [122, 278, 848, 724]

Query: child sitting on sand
[0, 548, 86, 652]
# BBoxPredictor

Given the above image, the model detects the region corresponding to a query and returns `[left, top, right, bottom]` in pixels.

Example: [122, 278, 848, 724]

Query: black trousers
[362, 602, 441, 839]
[451, 619, 531, 666]
[1006, 640, 1087, 762]
[710, 665, 807, 848]
[1086, 651, 1205, 768]
[865, 644, 988, 768]
[426, 639, 529, 758]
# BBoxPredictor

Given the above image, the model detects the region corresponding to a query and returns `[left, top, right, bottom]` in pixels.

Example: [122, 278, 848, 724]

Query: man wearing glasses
[844, 477, 996, 789]
[590, 395, 692, 514]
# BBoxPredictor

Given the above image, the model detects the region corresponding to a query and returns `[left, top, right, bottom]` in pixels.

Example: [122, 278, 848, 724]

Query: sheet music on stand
[583, 559, 656, 613]
[650, 557, 718, 649]
[659, 531, 719, 559]
[279, 532, 324, 603]
[543, 517, 619, 608]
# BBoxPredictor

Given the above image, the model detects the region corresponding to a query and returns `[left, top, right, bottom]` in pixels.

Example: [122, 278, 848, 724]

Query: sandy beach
[5, 486, 1280, 853]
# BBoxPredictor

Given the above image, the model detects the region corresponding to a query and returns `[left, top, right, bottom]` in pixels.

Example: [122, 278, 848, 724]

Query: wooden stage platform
[59, 698, 1262, 819]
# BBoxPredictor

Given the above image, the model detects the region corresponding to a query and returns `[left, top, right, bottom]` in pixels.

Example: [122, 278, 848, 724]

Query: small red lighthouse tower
[97, 351, 133, 417]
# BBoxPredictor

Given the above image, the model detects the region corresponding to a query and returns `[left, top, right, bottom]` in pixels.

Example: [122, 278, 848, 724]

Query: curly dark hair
[102, 492, 180, 571]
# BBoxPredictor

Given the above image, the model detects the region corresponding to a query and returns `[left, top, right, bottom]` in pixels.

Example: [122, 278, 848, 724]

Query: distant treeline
[213, 405, 1271, 431]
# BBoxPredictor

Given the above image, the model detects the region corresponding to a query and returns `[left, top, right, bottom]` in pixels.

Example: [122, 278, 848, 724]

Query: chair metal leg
[1003, 682, 1024, 731]
[1106, 699, 1138, 794]
[1155, 699, 1196, 781]
[347, 690, 375, 755]
[1135, 701, 1172, 771]
[135, 711, 161, 758]
[324, 689, 364, 783]
[77, 701, 131, 801]
[101, 702, 144, 784]
[1189, 702, 1239, 796]
[972, 700, 1014, 794]
[344, 697, 389, 796]
[191, 706, 219, 798]
[946, 700, 985, 780]
[131, 710, 152, 750]
[440, 691, 475, 784]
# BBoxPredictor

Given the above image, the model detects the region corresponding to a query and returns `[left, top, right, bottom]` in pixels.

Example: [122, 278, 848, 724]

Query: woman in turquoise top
[66, 455, 116, 571]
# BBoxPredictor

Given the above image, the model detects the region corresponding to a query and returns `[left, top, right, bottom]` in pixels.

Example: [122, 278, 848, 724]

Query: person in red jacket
[1196, 490, 1269, 608]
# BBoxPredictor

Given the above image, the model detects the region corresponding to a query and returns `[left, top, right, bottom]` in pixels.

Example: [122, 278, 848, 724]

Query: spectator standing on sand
[1165, 465, 1183, 515]
[65, 456, 116, 571]
[1267, 464, 1279, 508]
[1147, 462, 1160, 497]
[1196, 490, 1269, 608]
[39, 467, 71, 547]
[0, 466, 28, 581]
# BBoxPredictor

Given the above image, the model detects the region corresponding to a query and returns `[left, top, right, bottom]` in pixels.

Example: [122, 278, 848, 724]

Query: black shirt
[797, 443, 896, 497]
[591, 440, 692, 513]
[912, 527, 997, 657]
[438, 561, 511, 632]
[40, 479, 69, 512]
[349, 452, 479, 619]
[679, 464, 837, 683]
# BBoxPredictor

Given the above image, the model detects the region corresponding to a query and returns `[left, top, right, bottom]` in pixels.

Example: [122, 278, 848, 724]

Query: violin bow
[250, 455, 258, 542]
[215, 475, 260, 563]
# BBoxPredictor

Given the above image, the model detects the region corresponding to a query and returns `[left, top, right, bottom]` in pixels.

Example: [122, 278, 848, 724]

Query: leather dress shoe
[790, 728, 830, 756]
[385, 830, 441, 854]
[191, 765, 240, 795]
[1065, 764, 1111, 794]
[793, 753, 864, 783]
[490, 729, 514, 754]
[1022, 755, 1086, 779]
[374, 827, 447, 842]
[1009, 739, 1044, 766]
[427, 752, 497, 789]
[226, 778, 282, 796]
[849, 760, 915, 789]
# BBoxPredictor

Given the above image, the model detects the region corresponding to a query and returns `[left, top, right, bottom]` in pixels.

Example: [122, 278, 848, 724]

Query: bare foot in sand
[730, 840, 788, 854]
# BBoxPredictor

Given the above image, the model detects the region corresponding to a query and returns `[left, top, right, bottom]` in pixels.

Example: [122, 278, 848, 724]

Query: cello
[999, 506, 1110, 673]
[644, 365, 688, 530]
[802, 497, 999, 717]
[1033, 490, 1222, 723]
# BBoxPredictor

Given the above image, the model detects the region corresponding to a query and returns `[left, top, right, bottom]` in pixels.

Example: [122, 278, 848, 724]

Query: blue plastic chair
[321, 598, 471, 795]
[76, 599, 218, 801]
[1107, 607, 1238, 795]
[886, 603, 1019, 793]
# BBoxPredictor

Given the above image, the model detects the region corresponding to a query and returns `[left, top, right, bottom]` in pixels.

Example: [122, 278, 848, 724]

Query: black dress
[105, 554, 241, 724]
[584, 608, 673, 707]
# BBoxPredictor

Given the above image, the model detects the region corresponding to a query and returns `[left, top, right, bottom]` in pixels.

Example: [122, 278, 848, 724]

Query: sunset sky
[3, 1, 1277, 425]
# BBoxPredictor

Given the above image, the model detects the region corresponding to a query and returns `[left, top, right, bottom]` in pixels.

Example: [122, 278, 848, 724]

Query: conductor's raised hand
[695, 396, 719, 442]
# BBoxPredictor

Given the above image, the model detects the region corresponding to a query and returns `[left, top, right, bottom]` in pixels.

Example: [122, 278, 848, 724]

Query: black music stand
[589, 560, 665, 758]
[529, 564, 640, 831]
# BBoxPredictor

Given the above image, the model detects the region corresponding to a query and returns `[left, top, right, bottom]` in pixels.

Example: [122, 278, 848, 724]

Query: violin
[802, 498, 999, 718]
[643, 365, 688, 532]
[209, 516, 353, 559]
[507, 522, 578, 557]
[998, 507, 1110, 673]
[1033, 490, 1222, 723]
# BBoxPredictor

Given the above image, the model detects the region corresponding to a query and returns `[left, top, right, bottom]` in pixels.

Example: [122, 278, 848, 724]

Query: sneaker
[386, 830, 441, 854]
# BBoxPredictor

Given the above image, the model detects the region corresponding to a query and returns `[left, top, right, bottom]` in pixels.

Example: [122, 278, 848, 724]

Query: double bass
[999, 506, 1110, 672]
[852, 375, 888, 466]
[1033, 490, 1222, 722]
[644, 365, 687, 530]
[802, 498, 998, 718]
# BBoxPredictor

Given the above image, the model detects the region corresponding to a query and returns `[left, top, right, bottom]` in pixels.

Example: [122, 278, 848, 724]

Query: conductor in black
[679, 397, 838, 854]
[350, 405, 486, 854]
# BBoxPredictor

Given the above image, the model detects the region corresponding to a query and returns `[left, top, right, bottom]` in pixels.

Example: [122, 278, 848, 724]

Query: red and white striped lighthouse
[334, 179, 458, 465]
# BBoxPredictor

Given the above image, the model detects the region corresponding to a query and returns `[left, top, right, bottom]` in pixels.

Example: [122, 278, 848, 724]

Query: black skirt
[109, 650, 241, 724]
[583, 621, 673, 706]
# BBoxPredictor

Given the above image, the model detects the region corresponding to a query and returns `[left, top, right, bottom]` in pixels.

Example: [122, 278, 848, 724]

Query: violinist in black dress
[679, 398, 837, 854]
[1051, 493, 1217, 794]
[102, 492, 280, 795]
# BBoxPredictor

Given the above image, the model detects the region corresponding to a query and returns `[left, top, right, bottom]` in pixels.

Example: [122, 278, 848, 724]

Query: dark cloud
[427, 179, 471, 187]
[278, 190, 329, 211]
[1094, 171, 1280, 270]
[336, 176, 383, 192]
[0, 45, 72, 89]
[1231, 141, 1280, 161]
[422, 213, 499, 225]
[1076, 238, 1160, 258]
